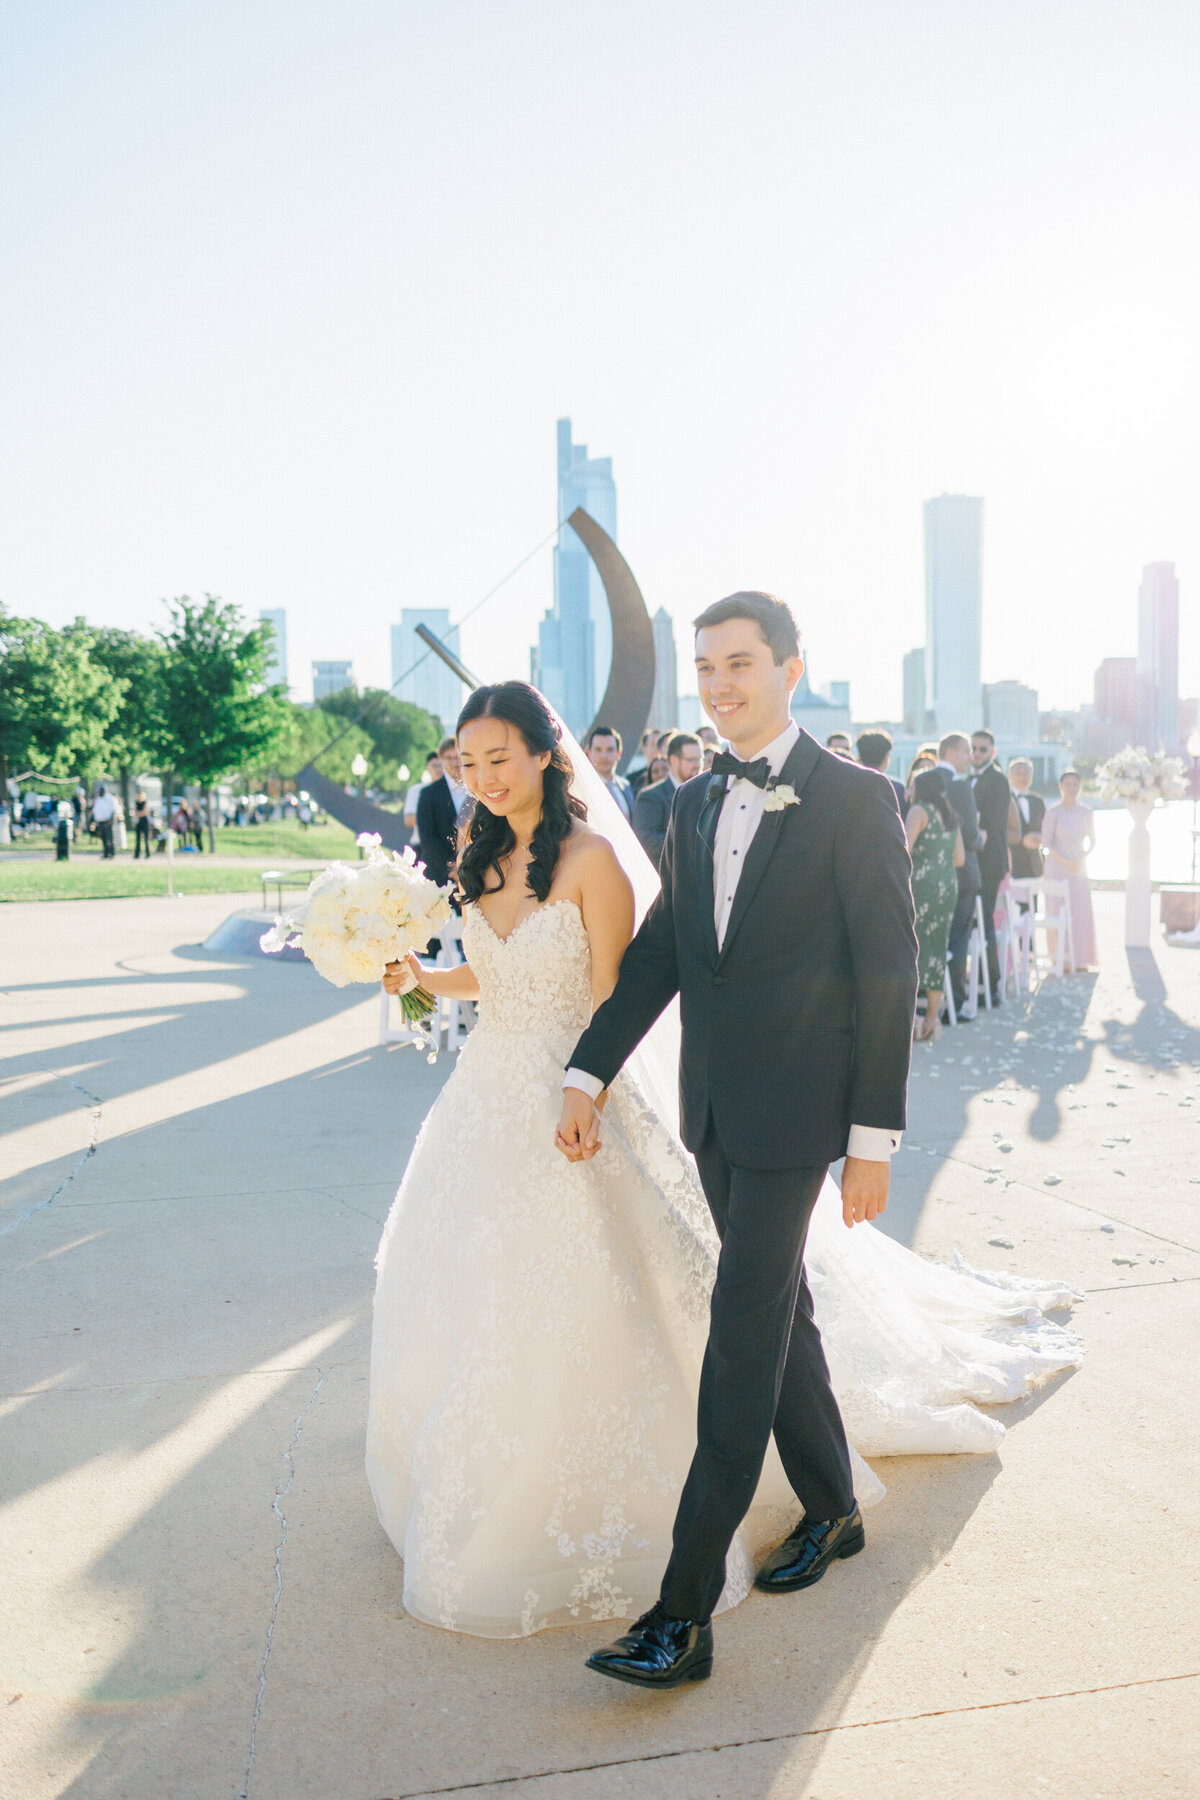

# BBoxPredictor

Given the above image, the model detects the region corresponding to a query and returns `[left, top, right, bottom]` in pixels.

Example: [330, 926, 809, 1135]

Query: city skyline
[390, 608, 463, 734]
[4, 7, 1197, 730]
[531, 420, 618, 735]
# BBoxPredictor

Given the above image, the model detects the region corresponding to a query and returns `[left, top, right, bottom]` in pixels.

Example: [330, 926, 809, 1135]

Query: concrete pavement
[1, 890, 1197, 1798]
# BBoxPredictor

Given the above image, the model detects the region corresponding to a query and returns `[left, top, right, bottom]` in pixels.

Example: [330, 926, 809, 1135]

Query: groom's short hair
[693, 591, 801, 664]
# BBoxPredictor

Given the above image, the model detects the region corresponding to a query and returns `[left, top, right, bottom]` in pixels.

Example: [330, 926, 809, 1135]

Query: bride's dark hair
[455, 682, 587, 905]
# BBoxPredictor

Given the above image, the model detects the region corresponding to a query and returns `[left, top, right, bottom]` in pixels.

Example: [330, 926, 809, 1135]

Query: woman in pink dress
[1040, 770, 1097, 969]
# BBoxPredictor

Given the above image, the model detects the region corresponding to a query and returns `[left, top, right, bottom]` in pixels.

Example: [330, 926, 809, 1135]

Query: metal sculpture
[299, 505, 654, 834]
[569, 505, 656, 774]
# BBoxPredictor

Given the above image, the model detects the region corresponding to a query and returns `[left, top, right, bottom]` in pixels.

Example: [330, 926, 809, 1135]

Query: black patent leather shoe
[754, 1506, 865, 1594]
[585, 1603, 713, 1689]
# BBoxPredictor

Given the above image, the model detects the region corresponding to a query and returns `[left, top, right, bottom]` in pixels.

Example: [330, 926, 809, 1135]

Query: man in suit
[583, 724, 634, 822]
[632, 732, 702, 865]
[557, 591, 917, 1689]
[415, 734, 468, 889]
[1008, 757, 1046, 879]
[856, 728, 906, 815]
[935, 733, 984, 1015]
[970, 729, 1013, 997]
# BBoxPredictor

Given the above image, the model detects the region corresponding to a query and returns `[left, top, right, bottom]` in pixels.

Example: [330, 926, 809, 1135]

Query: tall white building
[902, 646, 926, 734]
[650, 608, 679, 731]
[1137, 562, 1180, 751]
[259, 608, 288, 689]
[391, 609, 463, 732]
[532, 420, 618, 734]
[983, 679, 1039, 742]
[924, 494, 983, 735]
[312, 660, 355, 702]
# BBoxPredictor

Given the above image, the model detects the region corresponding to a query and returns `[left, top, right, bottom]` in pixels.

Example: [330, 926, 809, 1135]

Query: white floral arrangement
[1094, 747, 1188, 806]
[762, 780, 800, 814]
[260, 845, 453, 1020]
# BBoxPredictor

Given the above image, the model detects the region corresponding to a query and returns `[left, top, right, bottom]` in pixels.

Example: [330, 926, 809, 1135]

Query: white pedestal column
[1124, 802, 1154, 947]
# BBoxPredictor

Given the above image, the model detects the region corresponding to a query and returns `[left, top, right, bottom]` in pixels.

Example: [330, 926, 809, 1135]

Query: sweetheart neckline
[470, 896, 583, 948]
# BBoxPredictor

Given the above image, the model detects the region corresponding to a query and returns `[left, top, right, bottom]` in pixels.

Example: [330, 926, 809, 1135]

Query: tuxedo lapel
[693, 775, 725, 966]
[716, 732, 822, 966]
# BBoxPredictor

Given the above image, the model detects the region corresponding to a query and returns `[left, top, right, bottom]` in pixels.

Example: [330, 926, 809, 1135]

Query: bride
[366, 680, 1080, 1639]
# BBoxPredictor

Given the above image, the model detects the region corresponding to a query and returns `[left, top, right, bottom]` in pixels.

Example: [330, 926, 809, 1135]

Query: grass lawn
[210, 818, 365, 859]
[0, 861, 295, 902]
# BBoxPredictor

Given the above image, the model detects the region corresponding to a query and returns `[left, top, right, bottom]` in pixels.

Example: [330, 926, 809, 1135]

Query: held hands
[841, 1155, 889, 1229]
[382, 953, 422, 997]
[555, 1087, 605, 1162]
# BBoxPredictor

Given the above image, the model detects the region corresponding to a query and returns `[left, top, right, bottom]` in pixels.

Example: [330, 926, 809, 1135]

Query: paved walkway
[1, 890, 1197, 1799]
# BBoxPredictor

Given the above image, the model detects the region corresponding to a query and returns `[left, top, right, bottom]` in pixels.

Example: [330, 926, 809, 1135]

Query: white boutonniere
[762, 781, 800, 813]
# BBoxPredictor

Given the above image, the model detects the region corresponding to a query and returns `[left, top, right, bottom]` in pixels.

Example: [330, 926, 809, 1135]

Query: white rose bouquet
[1095, 747, 1188, 806]
[260, 845, 453, 1021]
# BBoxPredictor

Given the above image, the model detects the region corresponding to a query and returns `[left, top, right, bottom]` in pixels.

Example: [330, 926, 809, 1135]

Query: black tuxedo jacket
[571, 731, 918, 1170]
[945, 774, 982, 884]
[632, 776, 675, 866]
[973, 761, 1012, 885]
[1011, 790, 1046, 879]
[415, 777, 458, 888]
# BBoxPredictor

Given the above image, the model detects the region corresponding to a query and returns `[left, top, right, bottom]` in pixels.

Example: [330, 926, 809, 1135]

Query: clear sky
[2, 1, 1197, 720]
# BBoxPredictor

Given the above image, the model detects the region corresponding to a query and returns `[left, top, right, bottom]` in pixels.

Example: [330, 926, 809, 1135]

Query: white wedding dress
[366, 895, 1082, 1639]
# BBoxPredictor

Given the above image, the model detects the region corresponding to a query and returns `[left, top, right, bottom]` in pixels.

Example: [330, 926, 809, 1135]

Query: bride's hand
[556, 1088, 602, 1162]
[382, 953, 422, 996]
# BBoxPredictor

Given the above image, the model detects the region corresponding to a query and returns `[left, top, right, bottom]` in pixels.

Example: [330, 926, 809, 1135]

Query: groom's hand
[841, 1155, 889, 1227]
[556, 1088, 602, 1162]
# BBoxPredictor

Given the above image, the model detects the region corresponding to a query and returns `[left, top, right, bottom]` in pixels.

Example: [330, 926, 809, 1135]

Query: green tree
[85, 624, 170, 819]
[317, 686, 441, 793]
[241, 699, 377, 791]
[157, 595, 290, 850]
[0, 606, 123, 802]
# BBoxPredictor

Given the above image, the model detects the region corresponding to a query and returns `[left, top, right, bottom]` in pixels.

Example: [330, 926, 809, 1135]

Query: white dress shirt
[91, 793, 116, 822]
[566, 716, 900, 1162]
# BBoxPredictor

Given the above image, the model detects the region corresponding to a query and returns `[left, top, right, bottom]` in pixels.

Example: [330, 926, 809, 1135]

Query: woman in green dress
[904, 765, 964, 1042]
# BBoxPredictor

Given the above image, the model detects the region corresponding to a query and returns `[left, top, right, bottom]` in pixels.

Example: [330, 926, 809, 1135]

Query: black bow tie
[710, 750, 772, 789]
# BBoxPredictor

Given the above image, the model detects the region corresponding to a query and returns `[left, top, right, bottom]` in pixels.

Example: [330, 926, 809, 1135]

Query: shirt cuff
[563, 1067, 606, 1102]
[846, 1124, 902, 1161]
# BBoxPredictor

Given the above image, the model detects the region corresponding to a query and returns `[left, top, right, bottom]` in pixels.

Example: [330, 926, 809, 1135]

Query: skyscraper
[1137, 562, 1180, 751]
[312, 660, 355, 702]
[902, 646, 926, 735]
[1094, 657, 1138, 738]
[390, 609, 463, 732]
[532, 419, 617, 734]
[924, 494, 983, 735]
[259, 608, 288, 689]
[650, 608, 679, 731]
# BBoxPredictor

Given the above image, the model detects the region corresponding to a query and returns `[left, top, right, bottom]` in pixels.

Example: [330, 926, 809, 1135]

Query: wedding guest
[647, 753, 670, 785]
[190, 801, 204, 851]
[91, 784, 117, 858]
[970, 729, 1012, 999]
[584, 725, 634, 822]
[905, 767, 963, 1041]
[936, 733, 983, 1014]
[1008, 758, 1045, 879]
[826, 731, 852, 755]
[416, 737, 466, 889]
[405, 751, 442, 846]
[625, 727, 661, 797]
[1041, 771, 1097, 969]
[633, 732, 701, 866]
[856, 729, 906, 814]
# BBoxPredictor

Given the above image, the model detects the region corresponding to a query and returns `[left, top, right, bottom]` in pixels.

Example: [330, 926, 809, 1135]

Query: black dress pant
[979, 861, 1006, 990]
[948, 863, 981, 1006]
[659, 1130, 855, 1624]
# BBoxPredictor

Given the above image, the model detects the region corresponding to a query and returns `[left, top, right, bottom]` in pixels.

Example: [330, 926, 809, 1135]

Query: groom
[556, 592, 918, 1688]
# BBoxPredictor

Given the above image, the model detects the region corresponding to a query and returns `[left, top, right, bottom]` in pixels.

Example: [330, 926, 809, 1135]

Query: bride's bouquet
[260, 844, 453, 1021]
[1094, 746, 1187, 806]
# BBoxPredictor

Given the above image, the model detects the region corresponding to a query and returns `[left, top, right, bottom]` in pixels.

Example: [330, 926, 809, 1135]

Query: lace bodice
[461, 899, 593, 1043]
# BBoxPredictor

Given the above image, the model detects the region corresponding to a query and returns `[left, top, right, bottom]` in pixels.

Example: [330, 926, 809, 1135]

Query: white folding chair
[1002, 882, 1036, 993]
[959, 895, 993, 1018]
